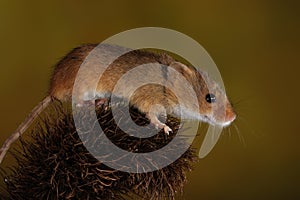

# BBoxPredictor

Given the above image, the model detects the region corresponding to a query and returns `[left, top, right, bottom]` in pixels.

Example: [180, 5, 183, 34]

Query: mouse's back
[48, 44, 175, 103]
[49, 44, 97, 101]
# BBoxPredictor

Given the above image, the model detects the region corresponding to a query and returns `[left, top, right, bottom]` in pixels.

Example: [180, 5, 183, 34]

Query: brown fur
[0, 43, 236, 164]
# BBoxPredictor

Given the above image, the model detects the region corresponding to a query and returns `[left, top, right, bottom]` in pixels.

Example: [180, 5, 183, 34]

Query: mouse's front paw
[147, 113, 173, 136]
[163, 125, 173, 135]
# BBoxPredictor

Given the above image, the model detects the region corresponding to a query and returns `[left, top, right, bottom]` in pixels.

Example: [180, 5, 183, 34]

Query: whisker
[235, 115, 264, 138]
[233, 123, 246, 147]
[232, 98, 246, 106]
[235, 115, 249, 124]
[211, 125, 217, 144]
[228, 126, 232, 139]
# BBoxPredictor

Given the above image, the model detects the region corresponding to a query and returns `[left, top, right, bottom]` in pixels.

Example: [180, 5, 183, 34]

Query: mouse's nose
[225, 108, 236, 123]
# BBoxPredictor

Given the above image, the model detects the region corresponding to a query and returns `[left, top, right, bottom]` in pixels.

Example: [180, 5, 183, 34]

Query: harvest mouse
[0, 43, 236, 164]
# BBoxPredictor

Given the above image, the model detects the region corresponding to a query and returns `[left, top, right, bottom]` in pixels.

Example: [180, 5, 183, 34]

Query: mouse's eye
[205, 93, 216, 103]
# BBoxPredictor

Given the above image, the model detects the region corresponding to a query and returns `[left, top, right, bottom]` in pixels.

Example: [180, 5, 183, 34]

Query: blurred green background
[0, 0, 299, 199]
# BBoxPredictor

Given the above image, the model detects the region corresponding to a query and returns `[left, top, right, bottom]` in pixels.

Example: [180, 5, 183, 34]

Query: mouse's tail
[0, 96, 52, 164]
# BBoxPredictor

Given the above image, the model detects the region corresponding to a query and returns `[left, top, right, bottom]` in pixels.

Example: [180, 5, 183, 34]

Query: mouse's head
[195, 68, 236, 127]
[170, 61, 236, 127]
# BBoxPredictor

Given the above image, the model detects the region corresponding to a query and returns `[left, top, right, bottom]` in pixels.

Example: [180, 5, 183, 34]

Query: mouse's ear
[169, 61, 194, 76]
[197, 68, 209, 78]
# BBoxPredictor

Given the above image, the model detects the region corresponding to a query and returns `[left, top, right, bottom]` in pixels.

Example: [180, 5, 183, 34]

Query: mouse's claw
[95, 98, 109, 109]
[163, 125, 173, 135]
[146, 112, 173, 135]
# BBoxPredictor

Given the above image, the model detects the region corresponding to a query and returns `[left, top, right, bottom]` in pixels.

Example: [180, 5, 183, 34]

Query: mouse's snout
[211, 100, 236, 127]
[225, 107, 236, 123]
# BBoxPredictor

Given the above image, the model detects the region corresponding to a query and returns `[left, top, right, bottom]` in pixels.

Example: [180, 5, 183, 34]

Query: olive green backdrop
[0, 0, 299, 199]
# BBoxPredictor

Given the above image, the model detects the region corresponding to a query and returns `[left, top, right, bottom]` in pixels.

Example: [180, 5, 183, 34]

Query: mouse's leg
[76, 91, 111, 109]
[95, 92, 110, 107]
[146, 112, 172, 135]
[95, 98, 109, 109]
[75, 98, 109, 110]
